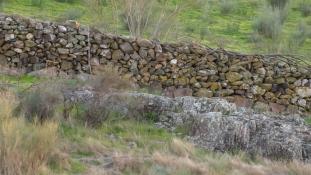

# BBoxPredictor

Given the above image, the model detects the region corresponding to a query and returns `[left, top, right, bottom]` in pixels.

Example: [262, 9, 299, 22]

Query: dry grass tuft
[112, 152, 146, 172]
[170, 138, 194, 158]
[91, 64, 135, 93]
[153, 152, 209, 175]
[0, 91, 59, 175]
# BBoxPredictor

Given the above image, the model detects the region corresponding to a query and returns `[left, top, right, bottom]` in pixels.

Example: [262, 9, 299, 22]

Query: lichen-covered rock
[64, 90, 311, 162]
[226, 72, 242, 83]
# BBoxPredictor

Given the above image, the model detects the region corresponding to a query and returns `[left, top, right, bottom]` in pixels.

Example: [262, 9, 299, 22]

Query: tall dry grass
[0, 91, 59, 175]
[112, 138, 311, 175]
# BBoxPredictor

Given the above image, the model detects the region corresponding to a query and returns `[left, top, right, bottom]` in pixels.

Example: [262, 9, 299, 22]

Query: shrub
[116, 0, 185, 39]
[219, 0, 236, 15]
[267, 0, 289, 10]
[288, 22, 310, 51]
[0, 91, 59, 175]
[0, 0, 8, 10]
[74, 95, 124, 127]
[16, 83, 63, 122]
[299, 0, 311, 17]
[253, 7, 283, 39]
[31, 0, 45, 7]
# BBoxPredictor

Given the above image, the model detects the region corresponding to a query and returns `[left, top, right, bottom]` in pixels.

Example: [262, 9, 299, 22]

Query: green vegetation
[1, 0, 310, 58]
[305, 116, 311, 125]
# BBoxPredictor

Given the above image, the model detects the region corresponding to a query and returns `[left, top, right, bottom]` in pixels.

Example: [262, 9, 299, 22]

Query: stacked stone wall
[1, 14, 311, 111]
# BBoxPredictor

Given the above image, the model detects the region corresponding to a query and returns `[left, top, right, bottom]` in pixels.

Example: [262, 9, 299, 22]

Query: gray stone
[58, 25, 67, 33]
[5, 34, 15, 41]
[120, 42, 134, 53]
[58, 48, 70, 55]
[26, 33, 34, 40]
[35, 23, 43, 30]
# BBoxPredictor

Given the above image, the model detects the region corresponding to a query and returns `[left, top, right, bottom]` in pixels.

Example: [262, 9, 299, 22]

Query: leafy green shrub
[299, 0, 311, 17]
[267, 0, 289, 10]
[31, 0, 45, 7]
[219, 0, 236, 14]
[253, 7, 283, 39]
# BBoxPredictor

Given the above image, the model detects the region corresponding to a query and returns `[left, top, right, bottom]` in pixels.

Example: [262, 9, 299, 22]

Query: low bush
[299, 0, 311, 17]
[253, 7, 283, 39]
[219, 0, 236, 15]
[15, 83, 63, 122]
[288, 22, 311, 51]
[267, 0, 289, 10]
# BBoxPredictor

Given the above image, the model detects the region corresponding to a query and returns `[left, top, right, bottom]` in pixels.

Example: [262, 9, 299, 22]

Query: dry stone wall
[1, 14, 311, 111]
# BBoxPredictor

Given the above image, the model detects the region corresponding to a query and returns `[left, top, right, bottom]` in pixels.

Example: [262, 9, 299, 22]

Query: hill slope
[1, 0, 311, 57]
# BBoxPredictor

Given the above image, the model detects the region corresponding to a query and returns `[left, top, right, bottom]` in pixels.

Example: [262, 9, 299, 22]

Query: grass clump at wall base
[0, 91, 59, 175]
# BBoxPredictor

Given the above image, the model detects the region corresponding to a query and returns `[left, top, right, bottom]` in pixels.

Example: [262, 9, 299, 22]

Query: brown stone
[233, 96, 253, 108]
[226, 72, 242, 83]
[269, 103, 286, 113]
[196, 89, 213, 98]
[112, 50, 124, 60]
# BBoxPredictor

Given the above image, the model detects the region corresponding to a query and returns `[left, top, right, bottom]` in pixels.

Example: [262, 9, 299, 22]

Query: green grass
[305, 116, 311, 125]
[61, 119, 173, 154]
[0, 74, 41, 92]
[1, 0, 310, 57]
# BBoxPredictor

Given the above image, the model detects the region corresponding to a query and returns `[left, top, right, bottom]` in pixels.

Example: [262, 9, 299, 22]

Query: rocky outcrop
[64, 90, 311, 162]
[0, 14, 311, 111]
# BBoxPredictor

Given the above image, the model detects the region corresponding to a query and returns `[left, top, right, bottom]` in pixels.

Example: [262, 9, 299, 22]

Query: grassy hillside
[1, 0, 311, 57]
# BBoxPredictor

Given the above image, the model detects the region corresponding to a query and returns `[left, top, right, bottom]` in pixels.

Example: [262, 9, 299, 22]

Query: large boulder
[64, 90, 311, 162]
